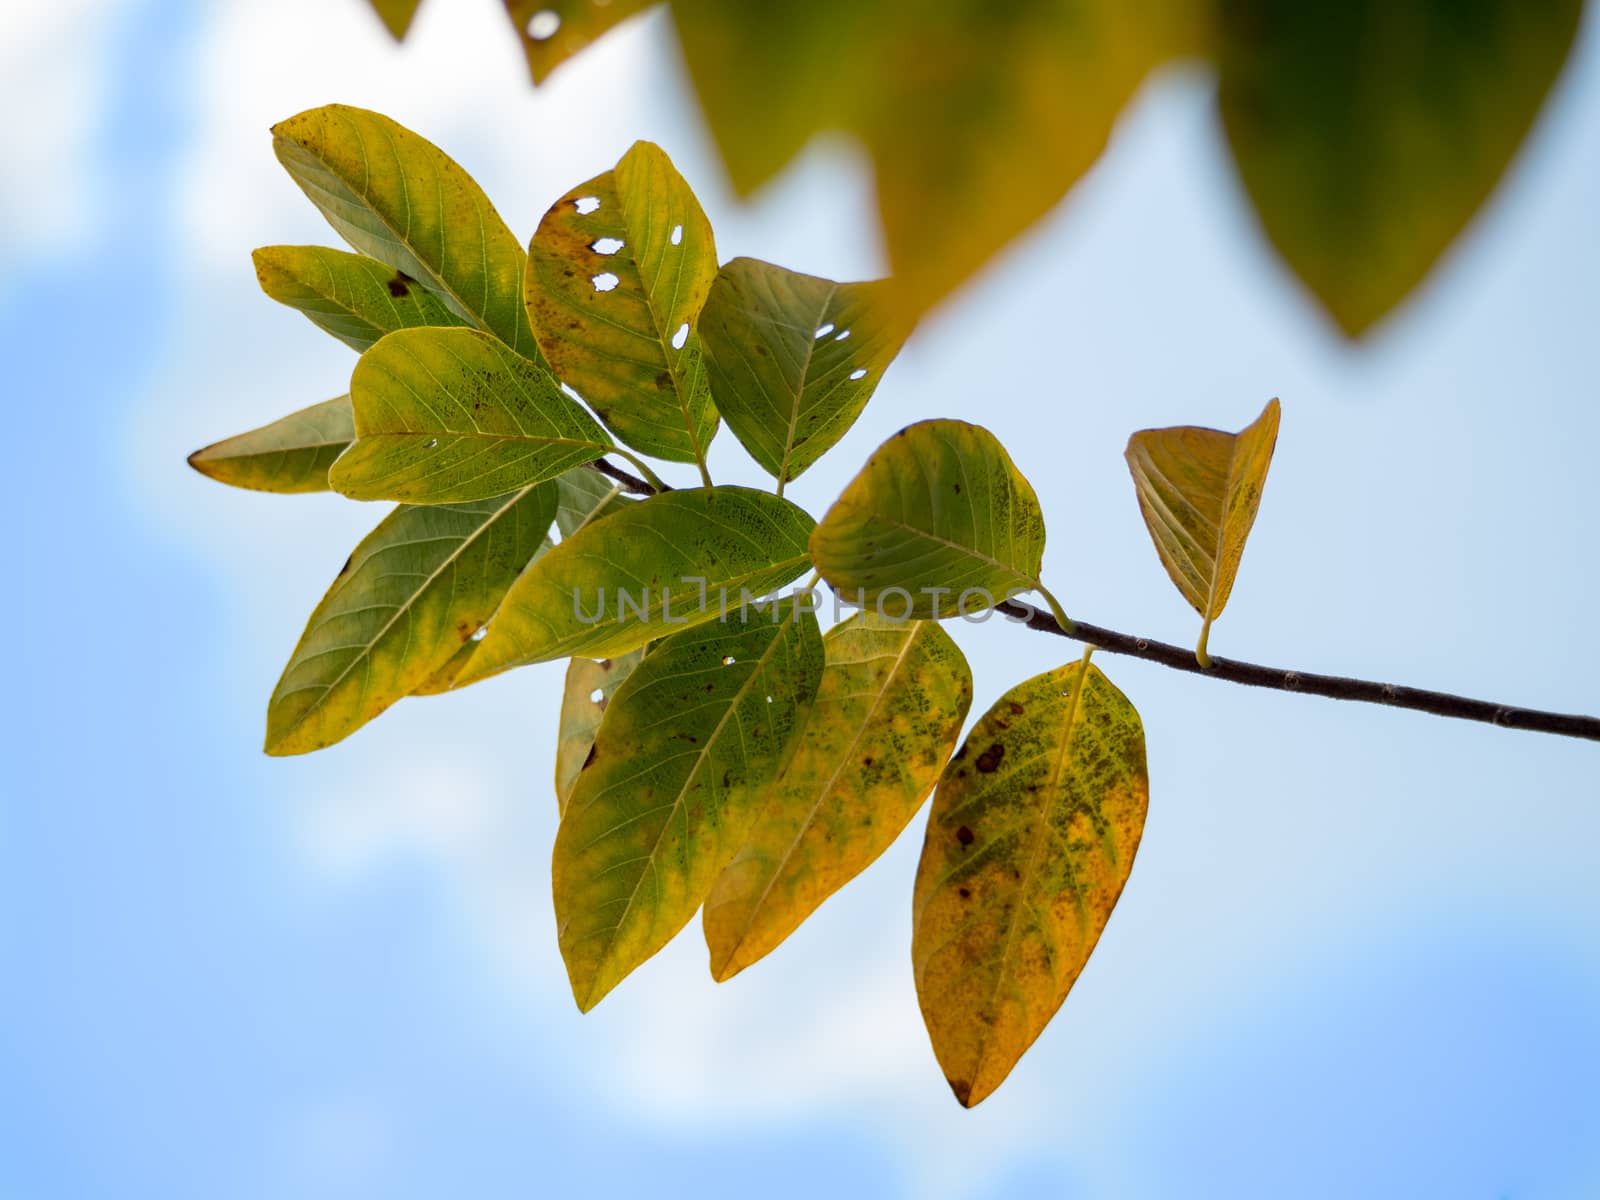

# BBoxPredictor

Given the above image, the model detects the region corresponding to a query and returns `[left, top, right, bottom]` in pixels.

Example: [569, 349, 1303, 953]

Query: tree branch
[589, 458, 670, 495]
[995, 600, 1600, 743]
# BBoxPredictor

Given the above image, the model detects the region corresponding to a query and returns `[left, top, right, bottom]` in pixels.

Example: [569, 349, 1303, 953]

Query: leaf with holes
[503, 0, 656, 83]
[330, 327, 615, 504]
[253, 245, 469, 352]
[704, 613, 971, 981]
[526, 140, 718, 470]
[811, 420, 1052, 620]
[1125, 398, 1279, 664]
[365, 0, 423, 39]
[266, 483, 558, 755]
[188, 396, 354, 495]
[1219, 0, 1581, 335]
[699, 258, 907, 489]
[913, 656, 1148, 1107]
[272, 105, 541, 360]
[554, 649, 645, 814]
[459, 486, 815, 680]
[555, 598, 824, 1010]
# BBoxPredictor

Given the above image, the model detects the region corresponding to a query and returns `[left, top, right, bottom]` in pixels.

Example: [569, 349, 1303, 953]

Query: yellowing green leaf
[811, 420, 1052, 620]
[271, 105, 540, 360]
[699, 258, 907, 489]
[704, 613, 971, 981]
[459, 486, 815, 679]
[502, 0, 655, 83]
[266, 483, 557, 755]
[330, 328, 614, 504]
[188, 396, 354, 494]
[913, 656, 1148, 1108]
[553, 649, 644, 815]
[252, 245, 468, 352]
[1218, 0, 1581, 335]
[525, 140, 718, 469]
[1124, 398, 1280, 665]
[555, 599, 824, 1010]
[366, 0, 423, 39]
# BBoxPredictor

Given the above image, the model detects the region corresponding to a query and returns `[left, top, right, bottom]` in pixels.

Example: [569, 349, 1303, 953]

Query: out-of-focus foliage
[362, 0, 1582, 332]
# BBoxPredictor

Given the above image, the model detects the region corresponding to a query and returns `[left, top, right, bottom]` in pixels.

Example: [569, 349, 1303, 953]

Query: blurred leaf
[913, 656, 1148, 1107]
[554, 649, 644, 814]
[1218, 0, 1582, 334]
[704, 613, 971, 981]
[554, 465, 635, 537]
[366, 0, 424, 39]
[502, 0, 655, 83]
[526, 140, 719, 469]
[459, 486, 815, 679]
[330, 328, 614, 504]
[1124, 398, 1279, 664]
[252, 245, 468, 352]
[555, 598, 824, 1010]
[266, 483, 558, 755]
[188, 396, 354, 494]
[672, 0, 1205, 324]
[699, 258, 906, 489]
[811, 420, 1050, 619]
[272, 105, 540, 360]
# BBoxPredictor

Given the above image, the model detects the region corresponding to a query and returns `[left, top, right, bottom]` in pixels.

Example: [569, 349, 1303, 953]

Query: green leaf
[458, 486, 815, 680]
[699, 258, 907, 489]
[704, 613, 972, 981]
[554, 466, 635, 537]
[553, 649, 644, 814]
[502, 0, 655, 83]
[188, 396, 354, 494]
[554, 598, 824, 1010]
[271, 104, 541, 360]
[252, 245, 468, 352]
[810, 420, 1051, 620]
[912, 655, 1148, 1107]
[329, 327, 615, 504]
[266, 483, 558, 755]
[671, 1, 1204, 324]
[525, 140, 719, 469]
[1217, 0, 1582, 335]
[1125, 398, 1280, 665]
[366, 0, 424, 39]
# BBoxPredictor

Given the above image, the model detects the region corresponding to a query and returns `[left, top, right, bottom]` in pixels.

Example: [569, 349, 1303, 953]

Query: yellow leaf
[913, 656, 1147, 1108]
[553, 650, 643, 814]
[1124, 398, 1280, 665]
[502, 0, 655, 83]
[188, 396, 353, 495]
[704, 613, 971, 981]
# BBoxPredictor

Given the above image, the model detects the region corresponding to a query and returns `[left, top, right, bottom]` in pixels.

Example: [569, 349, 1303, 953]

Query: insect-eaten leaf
[555, 598, 825, 1011]
[460, 485, 816, 679]
[554, 649, 644, 814]
[699, 258, 907, 489]
[705, 613, 972, 981]
[266, 483, 558, 755]
[272, 104, 541, 361]
[1218, 0, 1582, 335]
[1124, 398, 1279, 665]
[188, 396, 354, 495]
[503, 0, 655, 83]
[252, 245, 469, 352]
[330, 327, 614, 504]
[811, 419, 1053, 620]
[526, 140, 719, 469]
[913, 656, 1148, 1108]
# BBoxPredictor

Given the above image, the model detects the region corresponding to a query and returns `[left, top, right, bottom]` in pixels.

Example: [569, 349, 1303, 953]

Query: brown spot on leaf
[958, 887, 971, 899]
[976, 743, 1005, 773]
[952, 744, 969, 762]
[956, 825, 975, 846]
[387, 271, 414, 298]
[949, 1078, 973, 1106]
[1008, 701, 1025, 716]
[654, 371, 673, 390]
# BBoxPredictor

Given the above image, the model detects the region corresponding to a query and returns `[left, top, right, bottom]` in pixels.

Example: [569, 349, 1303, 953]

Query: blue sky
[3, 2, 1597, 1197]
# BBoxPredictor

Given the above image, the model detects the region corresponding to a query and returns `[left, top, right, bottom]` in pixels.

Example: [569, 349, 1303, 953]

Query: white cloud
[0, 0, 133, 276]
